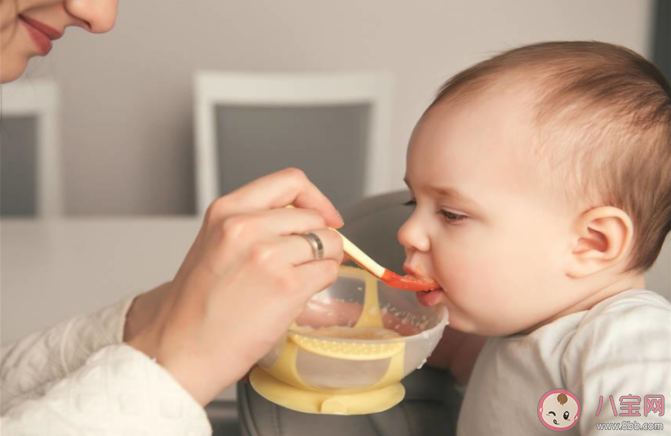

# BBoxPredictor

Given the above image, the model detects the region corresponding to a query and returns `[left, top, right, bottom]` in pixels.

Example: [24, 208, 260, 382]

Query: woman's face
[1, 0, 120, 83]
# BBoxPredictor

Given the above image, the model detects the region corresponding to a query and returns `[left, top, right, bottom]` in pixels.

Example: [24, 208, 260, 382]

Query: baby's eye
[402, 201, 467, 224]
[547, 411, 556, 416]
[563, 411, 570, 420]
[439, 209, 466, 223]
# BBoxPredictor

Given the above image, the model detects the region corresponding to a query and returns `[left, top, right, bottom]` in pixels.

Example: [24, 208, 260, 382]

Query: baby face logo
[538, 389, 581, 431]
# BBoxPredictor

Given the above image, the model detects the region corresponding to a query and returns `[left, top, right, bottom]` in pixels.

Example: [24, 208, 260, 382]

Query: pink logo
[596, 394, 664, 417]
[538, 389, 581, 431]
[644, 395, 665, 417]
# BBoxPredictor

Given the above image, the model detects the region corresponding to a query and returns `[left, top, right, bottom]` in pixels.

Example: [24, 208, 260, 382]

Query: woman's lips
[19, 15, 63, 56]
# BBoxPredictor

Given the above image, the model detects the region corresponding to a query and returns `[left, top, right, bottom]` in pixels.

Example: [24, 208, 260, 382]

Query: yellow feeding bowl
[250, 266, 449, 415]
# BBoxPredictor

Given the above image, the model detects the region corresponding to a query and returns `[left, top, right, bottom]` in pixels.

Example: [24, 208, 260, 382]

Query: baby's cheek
[443, 258, 533, 333]
[442, 254, 503, 294]
[439, 256, 502, 308]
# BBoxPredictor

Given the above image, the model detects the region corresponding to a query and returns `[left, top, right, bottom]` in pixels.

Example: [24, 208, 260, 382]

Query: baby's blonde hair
[427, 41, 671, 272]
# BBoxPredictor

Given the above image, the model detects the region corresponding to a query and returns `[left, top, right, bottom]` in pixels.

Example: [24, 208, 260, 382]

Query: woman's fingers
[237, 230, 342, 274]
[282, 229, 344, 266]
[200, 208, 342, 271]
[220, 207, 329, 241]
[208, 168, 343, 228]
[293, 259, 341, 300]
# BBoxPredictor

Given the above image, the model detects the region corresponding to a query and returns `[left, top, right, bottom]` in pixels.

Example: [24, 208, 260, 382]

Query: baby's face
[401, 85, 581, 335]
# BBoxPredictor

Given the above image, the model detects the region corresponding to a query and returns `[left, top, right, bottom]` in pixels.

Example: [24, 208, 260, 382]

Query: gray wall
[21, 0, 654, 215]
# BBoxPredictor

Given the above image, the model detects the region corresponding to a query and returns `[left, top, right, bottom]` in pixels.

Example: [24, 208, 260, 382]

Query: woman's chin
[0, 53, 28, 84]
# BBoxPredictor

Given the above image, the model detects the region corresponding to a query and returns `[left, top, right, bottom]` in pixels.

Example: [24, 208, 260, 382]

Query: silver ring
[299, 232, 324, 260]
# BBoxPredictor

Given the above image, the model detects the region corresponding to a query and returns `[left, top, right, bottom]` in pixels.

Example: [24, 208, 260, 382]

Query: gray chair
[207, 401, 241, 436]
[236, 191, 463, 436]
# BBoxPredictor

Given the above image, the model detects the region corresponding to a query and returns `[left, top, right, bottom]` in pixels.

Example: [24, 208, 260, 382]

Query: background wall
[22, 0, 655, 215]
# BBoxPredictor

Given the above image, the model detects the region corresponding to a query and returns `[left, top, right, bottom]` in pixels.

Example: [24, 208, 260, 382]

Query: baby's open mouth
[553, 419, 558, 425]
[402, 266, 445, 306]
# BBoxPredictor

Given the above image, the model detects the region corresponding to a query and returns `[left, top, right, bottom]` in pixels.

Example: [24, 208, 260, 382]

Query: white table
[0, 217, 238, 400]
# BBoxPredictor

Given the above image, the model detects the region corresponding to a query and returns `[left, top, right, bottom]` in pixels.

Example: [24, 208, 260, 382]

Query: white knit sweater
[0, 295, 212, 435]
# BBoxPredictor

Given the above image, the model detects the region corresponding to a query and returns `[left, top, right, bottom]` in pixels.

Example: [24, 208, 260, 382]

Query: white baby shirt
[457, 289, 671, 435]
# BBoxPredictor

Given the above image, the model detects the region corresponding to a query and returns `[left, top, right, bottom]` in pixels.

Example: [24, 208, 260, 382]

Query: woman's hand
[127, 168, 344, 405]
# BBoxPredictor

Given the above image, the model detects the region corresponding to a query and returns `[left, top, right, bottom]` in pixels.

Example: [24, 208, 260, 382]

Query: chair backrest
[338, 190, 411, 272]
[193, 71, 394, 214]
[1, 80, 62, 217]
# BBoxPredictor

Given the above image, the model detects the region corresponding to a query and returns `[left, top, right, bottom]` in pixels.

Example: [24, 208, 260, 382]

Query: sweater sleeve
[1, 344, 212, 435]
[1, 294, 135, 413]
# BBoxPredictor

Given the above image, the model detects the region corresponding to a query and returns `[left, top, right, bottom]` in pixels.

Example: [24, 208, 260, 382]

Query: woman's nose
[397, 213, 431, 253]
[65, 0, 119, 33]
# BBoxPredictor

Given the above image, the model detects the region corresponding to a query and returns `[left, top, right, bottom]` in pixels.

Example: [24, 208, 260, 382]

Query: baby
[399, 41, 671, 434]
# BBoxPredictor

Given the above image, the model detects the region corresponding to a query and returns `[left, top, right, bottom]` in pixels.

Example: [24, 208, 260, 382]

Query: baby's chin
[416, 290, 518, 335]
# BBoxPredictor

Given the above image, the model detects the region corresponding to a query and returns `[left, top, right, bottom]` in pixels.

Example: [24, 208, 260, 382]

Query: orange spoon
[333, 229, 442, 292]
[286, 205, 440, 292]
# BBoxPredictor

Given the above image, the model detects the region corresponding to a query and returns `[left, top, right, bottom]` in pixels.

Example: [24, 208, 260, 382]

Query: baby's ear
[566, 206, 634, 278]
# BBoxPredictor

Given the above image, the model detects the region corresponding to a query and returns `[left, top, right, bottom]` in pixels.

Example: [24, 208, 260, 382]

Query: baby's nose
[397, 219, 431, 253]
